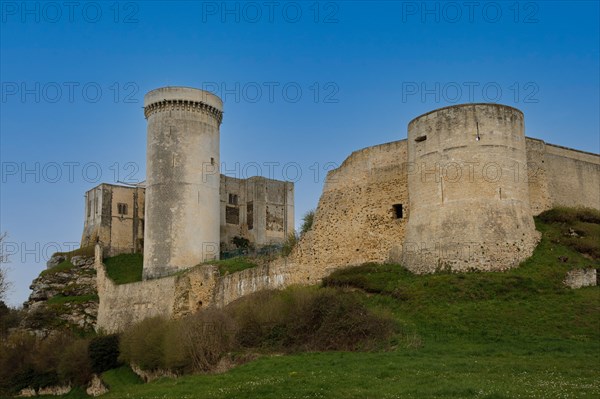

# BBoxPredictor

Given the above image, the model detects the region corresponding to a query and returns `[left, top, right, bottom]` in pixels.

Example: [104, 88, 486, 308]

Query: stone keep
[143, 87, 224, 279]
[402, 104, 540, 273]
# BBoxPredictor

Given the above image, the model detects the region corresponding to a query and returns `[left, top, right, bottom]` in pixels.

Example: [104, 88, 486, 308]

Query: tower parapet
[143, 87, 223, 279]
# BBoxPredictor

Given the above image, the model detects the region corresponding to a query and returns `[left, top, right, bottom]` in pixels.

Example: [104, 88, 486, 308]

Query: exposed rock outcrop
[86, 374, 109, 397]
[21, 254, 98, 334]
[564, 268, 598, 289]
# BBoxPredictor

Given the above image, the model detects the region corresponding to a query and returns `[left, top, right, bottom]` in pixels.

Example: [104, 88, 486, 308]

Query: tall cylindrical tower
[402, 103, 539, 273]
[143, 87, 223, 279]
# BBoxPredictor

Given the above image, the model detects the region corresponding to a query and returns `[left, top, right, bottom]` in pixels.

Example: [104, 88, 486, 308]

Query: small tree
[0, 233, 11, 302]
[300, 210, 315, 237]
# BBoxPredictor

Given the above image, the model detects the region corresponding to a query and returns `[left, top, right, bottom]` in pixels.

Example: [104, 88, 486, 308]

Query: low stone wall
[96, 245, 297, 332]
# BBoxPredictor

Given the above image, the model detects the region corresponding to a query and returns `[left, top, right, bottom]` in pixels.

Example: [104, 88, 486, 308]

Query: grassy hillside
[104, 254, 143, 284]
[49, 208, 600, 398]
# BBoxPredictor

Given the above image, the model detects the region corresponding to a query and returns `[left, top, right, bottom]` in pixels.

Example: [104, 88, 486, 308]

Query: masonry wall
[95, 243, 292, 333]
[283, 140, 409, 280]
[402, 104, 540, 273]
[220, 176, 294, 251]
[543, 143, 600, 210]
[81, 184, 144, 256]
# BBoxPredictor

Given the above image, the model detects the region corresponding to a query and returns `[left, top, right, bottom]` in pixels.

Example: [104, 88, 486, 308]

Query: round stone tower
[401, 103, 539, 273]
[143, 87, 223, 279]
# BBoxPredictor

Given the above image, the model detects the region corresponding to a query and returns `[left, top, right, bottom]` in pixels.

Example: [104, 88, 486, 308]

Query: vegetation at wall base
[204, 257, 259, 275]
[103, 253, 143, 284]
[1, 207, 598, 398]
[40, 260, 75, 277]
[52, 246, 95, 261]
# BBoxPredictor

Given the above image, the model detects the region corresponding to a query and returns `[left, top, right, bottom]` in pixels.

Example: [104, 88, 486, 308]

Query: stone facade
[143, 87, 224, 279]
[80, 183, 145, 256]
[220, 175, 294, 251]
[81, 176, 294, 258]
[92, 100, 600, 333]
[402, 104, 540, 273]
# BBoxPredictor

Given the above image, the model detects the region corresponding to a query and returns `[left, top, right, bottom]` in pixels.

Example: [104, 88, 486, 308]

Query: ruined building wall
[81, 184, 145, 256]
[143, 87, 224, 279]
[284, 140, 409, 281]
[402, 104, 540, 273]
[220, 175, 294, 250]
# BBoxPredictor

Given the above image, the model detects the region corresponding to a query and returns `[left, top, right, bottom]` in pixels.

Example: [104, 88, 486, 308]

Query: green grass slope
[59, 208, 600, 398]
[104, 254, 143, 284]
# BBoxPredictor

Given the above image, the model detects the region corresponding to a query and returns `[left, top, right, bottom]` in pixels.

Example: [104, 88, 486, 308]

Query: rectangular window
[247, 202, 254, 230]
[117, 203, 128, 215]
[228, 193, 238, 205]
[393, 204, 403, 219]
[226, 206, 240, 225]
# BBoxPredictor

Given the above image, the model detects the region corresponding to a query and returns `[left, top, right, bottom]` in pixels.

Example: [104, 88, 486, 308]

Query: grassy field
[46, 209, 599, 398]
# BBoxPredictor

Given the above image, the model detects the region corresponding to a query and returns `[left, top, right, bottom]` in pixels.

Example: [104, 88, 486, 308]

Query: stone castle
[84, 87, 599, 333]
[81, 87, 294, 264]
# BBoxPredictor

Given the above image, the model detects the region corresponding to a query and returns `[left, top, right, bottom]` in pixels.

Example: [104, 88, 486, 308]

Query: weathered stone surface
[402, 104, 540, 273]
[564, 268, 598, 289]
[92, 101, 600, 333]
[46, 255, 66, 269]
[22, 255, 98, 334]
[86, 374, 109, 397]
[131, 364, 177, 383]
[18, 385, 71, 397]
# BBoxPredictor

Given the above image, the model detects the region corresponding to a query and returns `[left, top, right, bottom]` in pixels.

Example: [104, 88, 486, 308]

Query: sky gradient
[1, 0, 599, 306]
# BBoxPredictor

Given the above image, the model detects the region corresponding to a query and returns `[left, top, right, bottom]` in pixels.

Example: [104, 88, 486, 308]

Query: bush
[89, 334, 121, 373]
[117, 287, 395, 375]
[0, 331, 93, 394]
[281, 232, 298, 257]
[119, 317, 168, 371]
[58, 339, 92, 386]
[227, 287, 396, 352]
[168, 310, 235, 372]
[300, 210, 315, 236]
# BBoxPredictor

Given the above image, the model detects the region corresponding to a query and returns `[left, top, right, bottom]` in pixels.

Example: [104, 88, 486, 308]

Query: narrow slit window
[393, 204, 403, 219]
[415, 135, 427, 142]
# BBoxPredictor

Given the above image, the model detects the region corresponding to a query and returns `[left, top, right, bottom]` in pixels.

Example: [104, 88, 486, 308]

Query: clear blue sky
[1, 1, 598, 306]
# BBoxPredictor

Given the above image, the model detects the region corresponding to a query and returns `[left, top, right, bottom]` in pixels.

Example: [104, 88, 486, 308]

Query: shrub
[119, 317, 168, 371]
[0, 331, 93, 394]
[227, 287, 396, 352]
[281, 232, 298, 257]
[58, 338, 92, 386]
[89, 334, 121, 373]
[300, 210, 315, 236]
[173, 309, 235, 372]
